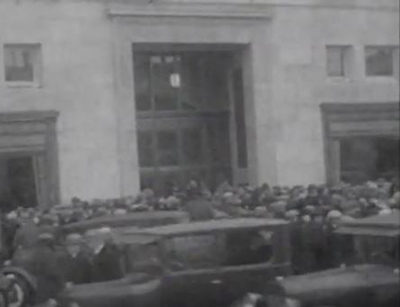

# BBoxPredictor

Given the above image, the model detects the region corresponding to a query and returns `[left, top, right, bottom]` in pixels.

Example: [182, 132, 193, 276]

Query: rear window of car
[165, 234, 225, 271]
[223, 229, 275, 266]
[164, 229, 275, 271]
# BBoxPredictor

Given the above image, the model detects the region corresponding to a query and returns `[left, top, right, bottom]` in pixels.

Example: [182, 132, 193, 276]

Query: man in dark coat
[184, 180, 215, 221]
[58, 233, 92, 285]
[91, 232, 123, 282]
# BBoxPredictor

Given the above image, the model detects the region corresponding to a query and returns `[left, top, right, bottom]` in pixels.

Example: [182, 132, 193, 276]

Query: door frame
[133, 45, 247, 191]
[227, 52, 249, 186]
[321, 102, 400, 185]
[0, 110, 59, 208]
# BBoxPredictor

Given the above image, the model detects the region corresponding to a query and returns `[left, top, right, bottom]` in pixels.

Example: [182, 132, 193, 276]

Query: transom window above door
[133, 52, 229, 113]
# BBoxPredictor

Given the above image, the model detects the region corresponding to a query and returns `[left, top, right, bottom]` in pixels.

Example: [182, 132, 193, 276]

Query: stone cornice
[106, 3, 273, 19]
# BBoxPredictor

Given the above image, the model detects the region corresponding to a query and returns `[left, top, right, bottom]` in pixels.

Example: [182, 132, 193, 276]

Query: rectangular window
[326, 45, 351, 77]
[156, 131, 179, 166]
[4, 44, 42, 84]
[365, 46, 399, 76]
[137, 132, 154, 167]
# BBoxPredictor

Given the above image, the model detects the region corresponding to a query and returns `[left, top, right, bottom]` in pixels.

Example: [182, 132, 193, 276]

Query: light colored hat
[327, 210, 342, 220]
[6, 211, 17, 220]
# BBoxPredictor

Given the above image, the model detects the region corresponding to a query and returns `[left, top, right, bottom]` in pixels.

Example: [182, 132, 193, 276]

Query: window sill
[5, 81, 42, 88]
[326, 76, 352, 82]
[365, 75, 398, 80]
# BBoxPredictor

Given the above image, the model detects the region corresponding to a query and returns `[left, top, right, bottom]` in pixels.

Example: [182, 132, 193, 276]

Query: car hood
[269, 264, 399, 305]
[58, 274, 161, 307]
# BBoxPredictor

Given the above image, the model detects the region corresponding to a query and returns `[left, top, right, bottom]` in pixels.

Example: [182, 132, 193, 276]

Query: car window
[223, 229, 275, 266]
[355, 236, 399, 265]
[165, 234, 225, 271]
[126, 241, 162, 275]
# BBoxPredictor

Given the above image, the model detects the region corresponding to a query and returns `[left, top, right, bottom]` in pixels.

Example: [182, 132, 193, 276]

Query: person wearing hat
[184, 180, 215, 221]
[91, 228, 123, 282]
[58, 233, 92, 286]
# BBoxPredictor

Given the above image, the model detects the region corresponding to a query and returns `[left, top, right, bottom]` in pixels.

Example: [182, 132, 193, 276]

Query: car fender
[0, 266, 37, 293]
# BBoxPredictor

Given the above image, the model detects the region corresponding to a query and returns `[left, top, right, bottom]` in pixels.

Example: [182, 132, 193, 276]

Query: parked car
[236, 212, 400, 307]
[56, 217, 291, 307]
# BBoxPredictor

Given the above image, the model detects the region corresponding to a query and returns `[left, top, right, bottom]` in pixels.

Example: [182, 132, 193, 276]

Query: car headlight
[69, 302, 80, 307]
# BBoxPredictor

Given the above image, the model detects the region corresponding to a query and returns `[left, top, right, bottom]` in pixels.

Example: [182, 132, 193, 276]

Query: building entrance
[0, 111, 59, 211]
[133, 47, 248, 194]
[0, 154, 38, 210]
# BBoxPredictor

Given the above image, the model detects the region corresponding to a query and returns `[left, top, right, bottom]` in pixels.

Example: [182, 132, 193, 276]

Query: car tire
[3, 273, 32, 307]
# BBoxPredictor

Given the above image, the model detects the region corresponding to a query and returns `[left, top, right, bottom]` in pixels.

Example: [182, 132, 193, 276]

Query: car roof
[336, 212, 400, 237]
[62, 211, 188, 232]
[132, 218, 287, 236]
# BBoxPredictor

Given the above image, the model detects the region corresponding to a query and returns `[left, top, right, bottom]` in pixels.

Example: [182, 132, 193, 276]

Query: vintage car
[56, 217, 291, 307]
[0, 211, 190, 307]
[237, 212, 400, 307]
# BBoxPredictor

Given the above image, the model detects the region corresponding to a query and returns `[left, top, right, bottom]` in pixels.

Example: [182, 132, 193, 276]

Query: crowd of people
[0, 177, 398, 305]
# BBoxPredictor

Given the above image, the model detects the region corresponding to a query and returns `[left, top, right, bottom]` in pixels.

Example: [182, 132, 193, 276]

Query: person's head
[307, 184, 318, 197]
[66, 233, 83, 255]
[186, 180, 202, 198]
[326, 210, 342, 224]
[301, 214, 311, 223]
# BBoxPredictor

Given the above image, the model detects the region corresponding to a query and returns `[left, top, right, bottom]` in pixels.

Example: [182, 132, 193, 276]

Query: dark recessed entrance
[321, 102, 400, 185]
[0, 155, 38, 210]
[0, 111, 59, 211]
[133, 45, 248, 195]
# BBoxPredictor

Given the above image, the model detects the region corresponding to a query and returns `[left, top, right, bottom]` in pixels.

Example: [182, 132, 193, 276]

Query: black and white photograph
[0, 0, 399, 306]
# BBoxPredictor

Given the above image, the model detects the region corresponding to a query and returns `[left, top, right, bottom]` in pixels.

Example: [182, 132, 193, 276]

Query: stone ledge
[106, 3, 273, 19]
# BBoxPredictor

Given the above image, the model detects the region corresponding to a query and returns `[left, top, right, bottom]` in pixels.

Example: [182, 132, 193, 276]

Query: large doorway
[0, 111, 59, 211]
[133, 47, 248, 194]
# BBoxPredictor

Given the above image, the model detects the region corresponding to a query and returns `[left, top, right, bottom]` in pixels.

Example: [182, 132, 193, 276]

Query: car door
[217, 227, 291, 306]
[159, 233, 226, 307]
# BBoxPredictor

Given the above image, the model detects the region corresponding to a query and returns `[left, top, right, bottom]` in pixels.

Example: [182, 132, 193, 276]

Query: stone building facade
[0, 0, 398, 206]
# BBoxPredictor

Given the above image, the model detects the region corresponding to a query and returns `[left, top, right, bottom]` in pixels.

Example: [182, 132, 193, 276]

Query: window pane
[365, 47, 394, 76]
[156, 131, 178, 166]
[138, 132, 154, 167]
[133, 54, 152, 111]
[165, 234, 225, 270]
[140, 171, 155, 190]
[152, 55, 180, 110]
[180, 55, 203, 111]
[4, 44, 39, 82]
[225, 230, 274, 266]
[326, 46, 345, 77]
[182, 128, 202, 165]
